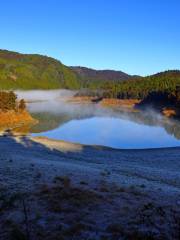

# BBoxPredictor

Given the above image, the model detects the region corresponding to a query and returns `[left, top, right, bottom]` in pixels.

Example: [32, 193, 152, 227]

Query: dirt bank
[100, 98, 140, 110]
[162, 107, 180, 118]
[68, 96, 180, 118]
[67, 96, 96, 104]
[67, 96, 140, 112]
[0, 110, 37, 130]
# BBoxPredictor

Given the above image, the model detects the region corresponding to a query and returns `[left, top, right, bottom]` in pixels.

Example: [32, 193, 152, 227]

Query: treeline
[0, 91, 26, 112]
[85, 70, 180, 102]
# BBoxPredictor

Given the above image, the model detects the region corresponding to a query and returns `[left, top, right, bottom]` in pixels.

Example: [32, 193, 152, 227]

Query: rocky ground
[0, 135, 180, 240]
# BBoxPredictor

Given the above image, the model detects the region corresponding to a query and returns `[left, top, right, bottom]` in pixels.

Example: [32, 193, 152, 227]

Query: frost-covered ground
[0, 135, 180, 240]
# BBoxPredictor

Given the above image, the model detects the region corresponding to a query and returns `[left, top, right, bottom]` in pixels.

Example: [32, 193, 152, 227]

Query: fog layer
[15, 90, 76, 102]
[14, 90, 180, 148]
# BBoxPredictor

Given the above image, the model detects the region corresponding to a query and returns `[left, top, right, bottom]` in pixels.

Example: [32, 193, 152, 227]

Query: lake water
[17, 90, 180, 149]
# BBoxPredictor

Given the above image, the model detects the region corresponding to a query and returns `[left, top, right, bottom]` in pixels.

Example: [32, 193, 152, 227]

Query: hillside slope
[0, 50, 80, 90]
[0, 50, 179, 96]
[71, 66, 132, 80]
[97, 70, 180, 99]
[70, 66, 137, 88]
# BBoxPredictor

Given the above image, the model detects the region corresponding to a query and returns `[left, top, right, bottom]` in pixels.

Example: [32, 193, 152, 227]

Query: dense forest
[0, 91, 26, 112]
[76, 71, 180, 107]
[0, 50, 136, 90]
[70, 66, 135, 83]
[0, 50, 80, 90]
[0, 50, 180, 107]
[93, 71, 180, 99]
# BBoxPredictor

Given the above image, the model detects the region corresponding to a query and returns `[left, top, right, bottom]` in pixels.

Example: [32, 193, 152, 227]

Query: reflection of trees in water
[118, 110, 180, 140]
[29, 107, 180, 140]
[163, 121, 180, 140]
[31, 112, 70, 133]
[30, 111, 94, 133]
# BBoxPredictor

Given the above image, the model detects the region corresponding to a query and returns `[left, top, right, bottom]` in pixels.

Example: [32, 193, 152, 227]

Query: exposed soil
[162, 108, 177, 118]
[100, 98, 140, 110]
[0, 110, 37, 130]
[67, 96, 96, 104]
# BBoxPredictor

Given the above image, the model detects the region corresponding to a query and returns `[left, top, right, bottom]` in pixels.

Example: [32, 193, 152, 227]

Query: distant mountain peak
[70, 66, 135, 81]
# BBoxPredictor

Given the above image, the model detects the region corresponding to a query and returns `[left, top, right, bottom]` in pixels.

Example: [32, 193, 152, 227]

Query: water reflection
[15, 90, 180, 148]
[28, 100, 180, 149]
[34, 117, 180, 149]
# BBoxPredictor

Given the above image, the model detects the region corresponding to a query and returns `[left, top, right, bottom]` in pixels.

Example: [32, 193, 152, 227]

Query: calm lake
[17, 90, 180, 149]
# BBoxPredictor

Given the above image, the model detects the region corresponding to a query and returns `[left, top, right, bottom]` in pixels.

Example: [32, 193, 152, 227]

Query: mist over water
[15, 89, 76, 102]
[16, 90, 180, 149]
[16, 90, 117, 116]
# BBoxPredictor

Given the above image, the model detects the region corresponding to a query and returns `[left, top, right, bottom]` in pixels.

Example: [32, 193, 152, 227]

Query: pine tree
[19, 99, 26, 111]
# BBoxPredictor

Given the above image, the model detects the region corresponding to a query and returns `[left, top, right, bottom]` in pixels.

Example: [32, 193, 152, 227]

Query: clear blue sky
[0, 0, 180, 76]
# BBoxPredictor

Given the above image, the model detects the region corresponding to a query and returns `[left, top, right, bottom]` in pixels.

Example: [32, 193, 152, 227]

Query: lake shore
[67, 96, 141, 114]
[0, 134, 180, 239]
[67, 96, 139, 106]
[68, 96, 180, 117]
[0, 110, 37, 130]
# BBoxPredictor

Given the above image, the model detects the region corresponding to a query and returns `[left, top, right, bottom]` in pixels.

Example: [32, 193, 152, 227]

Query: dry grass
[39, 177, 101, 212]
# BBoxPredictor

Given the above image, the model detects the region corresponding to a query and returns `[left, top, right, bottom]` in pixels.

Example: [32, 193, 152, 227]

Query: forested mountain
[0, 50, 80, 89]
[70, 66, 136, 87]
[0, 50, 179, 104]
[101, 70, 180, 99]
[0, 50, 136, 90]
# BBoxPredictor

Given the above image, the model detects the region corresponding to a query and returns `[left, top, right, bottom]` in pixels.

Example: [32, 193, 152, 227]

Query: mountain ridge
[70, 66, 138, 82]
[0, 49, 80, 90]
[0, 49, 179, 93]
[0, 49, 139, 90]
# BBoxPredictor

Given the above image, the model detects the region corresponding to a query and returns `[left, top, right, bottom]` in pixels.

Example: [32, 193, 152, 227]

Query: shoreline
[0, 110, 37, 131]
[33, 135, 180, 151]
[68, 96, 180, 117]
